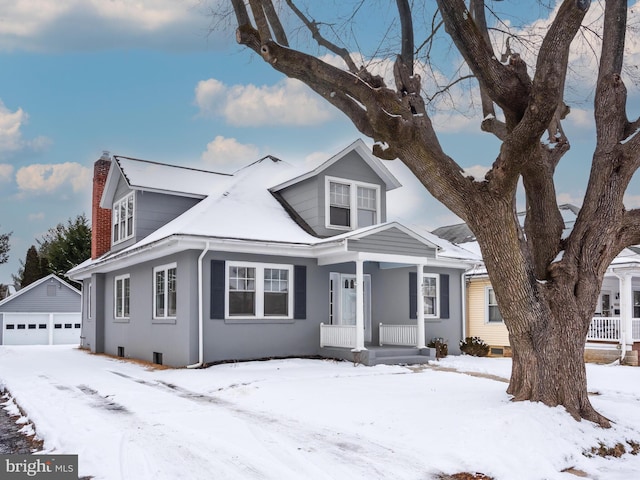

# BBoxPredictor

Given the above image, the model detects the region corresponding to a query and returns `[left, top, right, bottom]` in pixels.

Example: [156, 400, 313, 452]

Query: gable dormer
[95, 155, 230, 256]
[270, 139, 401, 238]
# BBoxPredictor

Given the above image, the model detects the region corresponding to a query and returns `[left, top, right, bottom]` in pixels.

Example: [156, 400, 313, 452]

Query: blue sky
[1, 0, 639, 284]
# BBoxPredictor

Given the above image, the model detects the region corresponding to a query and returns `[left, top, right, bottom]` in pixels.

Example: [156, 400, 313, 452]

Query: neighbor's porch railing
[633, 319, 640, 341]
[320, 323, 356, 348]
[586, 317, 621, 341]
[379, 324, 417, 346]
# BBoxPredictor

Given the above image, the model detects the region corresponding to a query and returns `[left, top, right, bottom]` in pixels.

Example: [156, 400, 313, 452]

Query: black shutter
[440, 274, 450, 319]
[210, 260, 225, 319]
[409, 271, 417, 320]
[294, 265, 307, 319]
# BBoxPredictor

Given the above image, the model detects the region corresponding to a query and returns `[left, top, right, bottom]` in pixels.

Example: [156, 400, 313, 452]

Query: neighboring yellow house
[465, 276, 511, 357]
[435, 204, 640, 365]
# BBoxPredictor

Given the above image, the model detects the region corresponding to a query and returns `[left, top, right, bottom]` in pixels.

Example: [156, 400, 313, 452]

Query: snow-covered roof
[70, 140, 478, 278]
[0, 274, 80, 308]
[126, 156, 320, 251]
[101, 156, 232, 207]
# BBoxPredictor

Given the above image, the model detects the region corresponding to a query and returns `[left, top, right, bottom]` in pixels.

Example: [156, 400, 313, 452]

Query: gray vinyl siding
[110, 173, 201, 254]
[371, 264, 463, 353]
[203, 252, 322, 364]
[99, 250, 199, 367]
[0, 279, 80, 313]
[278, 150, 388, 238]
[347, 228, 437, 257]
[135, 191, 200, 240]
[278, 177, 322, 233]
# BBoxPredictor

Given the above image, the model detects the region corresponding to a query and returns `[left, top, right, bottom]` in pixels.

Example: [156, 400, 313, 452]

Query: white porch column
[416, 264, 426, 348]
[353, 259, 367, 352]
[616, 272, 634, 355]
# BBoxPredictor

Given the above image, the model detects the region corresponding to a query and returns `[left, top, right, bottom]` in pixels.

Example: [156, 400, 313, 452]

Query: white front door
[331, 273, 371, 342]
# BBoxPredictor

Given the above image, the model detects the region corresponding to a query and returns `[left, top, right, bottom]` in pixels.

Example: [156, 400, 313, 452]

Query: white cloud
[0, 0, 218, 52]
[0, 100, 28, 152]
[194, 77, 335, 127]
[0, 99, 52, 156]
[28, 212, 45, 221]
[16, 162, 91, 194]
[0, 163, 14, 182]
[201, 136, 260, 172]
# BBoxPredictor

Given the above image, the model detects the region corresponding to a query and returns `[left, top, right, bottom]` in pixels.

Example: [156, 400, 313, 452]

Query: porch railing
[320, 323, 356, 348]
[633, 319, 640, 341]
[379, 324, 417, 346]
[587, 317, 620, 341]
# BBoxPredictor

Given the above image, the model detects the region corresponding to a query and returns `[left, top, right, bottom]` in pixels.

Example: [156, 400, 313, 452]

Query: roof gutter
[187, 240, 210, 369]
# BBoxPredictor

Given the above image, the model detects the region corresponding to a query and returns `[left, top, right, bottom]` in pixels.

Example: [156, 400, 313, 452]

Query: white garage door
[2, 313, 81, 345]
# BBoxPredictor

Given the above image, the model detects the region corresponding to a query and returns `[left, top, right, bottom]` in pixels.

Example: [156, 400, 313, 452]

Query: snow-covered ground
[1, 346, 639, 480]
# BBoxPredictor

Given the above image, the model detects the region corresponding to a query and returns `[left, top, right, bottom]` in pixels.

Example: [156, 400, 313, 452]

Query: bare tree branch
[262, 0, 289, 46]
[248, 0, 272, 42]
[284, 0, 359, 74]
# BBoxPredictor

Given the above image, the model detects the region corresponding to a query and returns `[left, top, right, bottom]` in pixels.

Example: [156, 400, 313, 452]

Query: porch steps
[319, 346, 435, 366]
[369, 347, 433, 366]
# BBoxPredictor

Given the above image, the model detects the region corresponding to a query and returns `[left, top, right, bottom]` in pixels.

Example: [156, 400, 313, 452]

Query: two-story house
[68, 139, 478, 367]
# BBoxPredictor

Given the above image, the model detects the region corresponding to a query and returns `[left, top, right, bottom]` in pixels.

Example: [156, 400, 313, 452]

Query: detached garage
[0, 274, 81, 346]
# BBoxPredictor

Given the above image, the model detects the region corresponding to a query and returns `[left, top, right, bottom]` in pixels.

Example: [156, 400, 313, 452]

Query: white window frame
[325, 176, 381, 230]
[422, 274, 440, 318]
[114, 274, 130, 319]
[153, 263, 177, 320]
[113, 192, 135, 244]
[485, 287, 504, 323]
[225, 261, 294, 320]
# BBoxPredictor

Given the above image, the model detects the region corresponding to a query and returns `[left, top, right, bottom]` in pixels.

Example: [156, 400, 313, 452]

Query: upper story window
[326, 177, 380, 230]
[113, 192, 135, 244]
[486, 287, 504, 323]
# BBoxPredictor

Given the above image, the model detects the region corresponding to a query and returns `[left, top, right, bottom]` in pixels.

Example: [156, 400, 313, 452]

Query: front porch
[319, 323, 437, 366]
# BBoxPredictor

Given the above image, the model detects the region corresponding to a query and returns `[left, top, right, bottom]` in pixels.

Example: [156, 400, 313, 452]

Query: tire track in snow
[108, 370, 428, 479]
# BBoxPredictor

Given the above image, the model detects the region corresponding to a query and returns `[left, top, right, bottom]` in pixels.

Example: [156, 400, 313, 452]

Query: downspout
[187, 241, 210, 369]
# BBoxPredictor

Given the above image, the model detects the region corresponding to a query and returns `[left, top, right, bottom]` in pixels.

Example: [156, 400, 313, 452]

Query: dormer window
[326, 177, 380, 230]
[113, 192, 134, 244]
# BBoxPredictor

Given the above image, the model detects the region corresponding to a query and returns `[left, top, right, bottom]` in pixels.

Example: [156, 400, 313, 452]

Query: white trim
[113, 274, 130, 320]
[153, 262, 177, 320]
[324, 176, 381, 231]
[224, 261, 294, 320]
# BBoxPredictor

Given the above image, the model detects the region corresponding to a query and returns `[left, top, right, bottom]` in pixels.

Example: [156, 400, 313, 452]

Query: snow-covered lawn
[1, 346, 639, 480]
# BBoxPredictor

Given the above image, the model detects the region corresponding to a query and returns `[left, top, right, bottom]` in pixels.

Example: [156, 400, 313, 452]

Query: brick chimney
[91, 151, 112, 259]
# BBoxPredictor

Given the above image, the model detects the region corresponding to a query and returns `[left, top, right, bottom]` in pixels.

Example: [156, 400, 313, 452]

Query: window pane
[329, 182, 350, 207]
[155, 270, 165, 317]
[357, 209, 375, 228]
[357, 187, 376, 209]
[489, 306, 503, 322]
[167, 268, 177, 317]
[116, 279, 123, 317]
[265, 292, 288, 316]
[229, 292, 255, 315]
[330, 206, 350, 226]
[124, 277, 130, 317]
